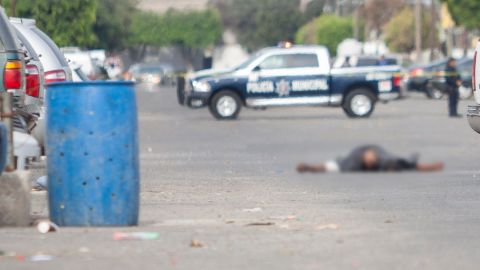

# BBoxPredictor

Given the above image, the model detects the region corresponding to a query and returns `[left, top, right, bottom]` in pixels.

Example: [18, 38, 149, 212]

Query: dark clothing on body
[337, 145, 418, 172]
[445, 65, 460, 116]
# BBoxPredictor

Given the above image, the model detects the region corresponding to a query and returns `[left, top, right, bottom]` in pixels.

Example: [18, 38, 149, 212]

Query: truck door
[247, 53, 330, 102]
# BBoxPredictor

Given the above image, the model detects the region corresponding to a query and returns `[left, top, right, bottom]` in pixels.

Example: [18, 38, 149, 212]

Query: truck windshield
[234, 49, 266, 70]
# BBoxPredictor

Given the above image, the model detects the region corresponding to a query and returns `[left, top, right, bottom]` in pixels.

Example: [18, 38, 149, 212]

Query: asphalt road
[2, 85, 480, 269]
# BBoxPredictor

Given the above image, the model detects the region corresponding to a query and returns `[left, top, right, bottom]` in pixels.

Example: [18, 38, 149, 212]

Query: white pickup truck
[178, 45, 402, 120]
[468, 43, 480, 133]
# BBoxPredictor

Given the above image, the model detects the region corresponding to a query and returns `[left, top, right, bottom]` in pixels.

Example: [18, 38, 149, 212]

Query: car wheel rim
[351, 94, 372, 116]
[432, 89, 443, 99]
[216, 96, 237, 117]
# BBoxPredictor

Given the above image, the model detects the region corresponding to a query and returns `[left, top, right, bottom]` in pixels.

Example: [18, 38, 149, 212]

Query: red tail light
[473, 51, 477, 92]
[3, 60, 23, 89]
[45, 69, 66, 84]
[393, 74, 402, 87]
[26, 64, 40, 98]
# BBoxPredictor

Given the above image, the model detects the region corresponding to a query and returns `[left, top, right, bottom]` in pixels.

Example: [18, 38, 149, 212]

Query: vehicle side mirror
[252, 66, 261, 72]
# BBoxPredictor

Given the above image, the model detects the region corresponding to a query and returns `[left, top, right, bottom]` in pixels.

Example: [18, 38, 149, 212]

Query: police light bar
[278, 41, 293, 48]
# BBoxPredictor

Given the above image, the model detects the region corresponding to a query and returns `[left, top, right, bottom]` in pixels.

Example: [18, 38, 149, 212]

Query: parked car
[157, 63, 177, 85]
[70, 62, 90, 82]
[0, 10, 42, 170]
[430, 58, 473, 100]
[128, 63, 165, 85]
[406, 59, 449, 99]
[14, 27, 45, 113]
[10, 17, 73, 150]
[0, 14, 25, 93]
[62, 47, 98, 80]
[178, 45, 402, 119]
[10, 18, 72, 85]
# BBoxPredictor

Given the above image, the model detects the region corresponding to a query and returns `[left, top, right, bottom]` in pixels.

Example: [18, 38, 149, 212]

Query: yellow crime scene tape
[173, 71, 465, 79]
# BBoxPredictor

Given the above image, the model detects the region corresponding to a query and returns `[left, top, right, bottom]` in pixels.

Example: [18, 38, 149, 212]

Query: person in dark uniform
[445, 58, 462, 117]
[296, 145, 444, 173]
[377, 55, 388, 66]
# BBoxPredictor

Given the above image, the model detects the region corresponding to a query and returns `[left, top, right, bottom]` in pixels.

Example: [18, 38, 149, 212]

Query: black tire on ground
[209, 90, 242, 120]
[342, 89, 376, 118]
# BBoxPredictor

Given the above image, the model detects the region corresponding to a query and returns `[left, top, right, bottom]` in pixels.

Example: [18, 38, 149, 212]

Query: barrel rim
[47, 81, 135, 87]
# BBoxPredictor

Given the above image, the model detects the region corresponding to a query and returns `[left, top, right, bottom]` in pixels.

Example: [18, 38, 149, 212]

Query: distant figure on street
[377, 55, 388, 66]
[445, 58, 462, 117]
[341, 56, 352, 68]
[296, 145, 444, 173]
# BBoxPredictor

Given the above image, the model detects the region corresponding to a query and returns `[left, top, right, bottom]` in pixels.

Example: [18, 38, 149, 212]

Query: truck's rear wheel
[209, 90, 241, 120]
[343, 89, 376, 118]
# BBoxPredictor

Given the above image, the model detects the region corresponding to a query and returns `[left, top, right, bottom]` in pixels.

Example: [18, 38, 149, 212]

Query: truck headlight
[192, 80, 211, 92]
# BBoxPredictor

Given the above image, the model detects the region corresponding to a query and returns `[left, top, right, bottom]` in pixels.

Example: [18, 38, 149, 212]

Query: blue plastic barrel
[46, 81, 139, 226]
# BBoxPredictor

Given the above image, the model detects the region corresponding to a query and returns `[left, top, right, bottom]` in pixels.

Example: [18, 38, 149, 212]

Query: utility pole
[415, 0, 422, 63]
[352, 0, 361, 40]
[428, 0, 437, 61]
[9, 0, 16, 17]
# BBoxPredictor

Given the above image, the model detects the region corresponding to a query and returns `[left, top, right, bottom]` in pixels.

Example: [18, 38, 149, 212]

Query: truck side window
[259, 54, 319, 70]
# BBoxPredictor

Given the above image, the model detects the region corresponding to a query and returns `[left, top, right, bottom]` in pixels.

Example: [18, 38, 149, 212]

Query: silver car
[10, 17, 73, 148]
[14, 27, 45, 116]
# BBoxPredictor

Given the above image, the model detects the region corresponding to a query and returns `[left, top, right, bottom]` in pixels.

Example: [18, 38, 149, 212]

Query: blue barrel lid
[47, 81, 135, 88]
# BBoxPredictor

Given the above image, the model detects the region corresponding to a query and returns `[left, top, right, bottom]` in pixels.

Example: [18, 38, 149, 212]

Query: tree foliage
[93, 0, 138, 50]
[211, 0, 304, 51]
[441, 0, 480, 30]
[360, 0, 405, 38]
[303, 0, 325, 23]
[384, 7, 436, 53]
[295, 14, 352, 55]
[129, 9, 222, 49]
[4, 0, 97, 47]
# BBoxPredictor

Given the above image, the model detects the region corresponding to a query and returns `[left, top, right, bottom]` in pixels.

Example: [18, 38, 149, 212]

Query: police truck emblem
[276, 79, 291, 97]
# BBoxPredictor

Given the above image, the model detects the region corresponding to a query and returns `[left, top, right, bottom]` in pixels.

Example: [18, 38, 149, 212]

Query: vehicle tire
[209, 90, 242, 120]
[342, 89, 376, 118]
[459, 85, 473, 100]
[426, 87, 445, 99]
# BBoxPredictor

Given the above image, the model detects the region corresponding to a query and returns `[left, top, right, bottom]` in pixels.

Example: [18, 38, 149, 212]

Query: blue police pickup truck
[177, 45, 402, 120]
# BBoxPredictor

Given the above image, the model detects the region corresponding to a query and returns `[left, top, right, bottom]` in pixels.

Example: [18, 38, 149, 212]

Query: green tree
[384, 7, 436, 53]
[4, 0, 97, 47]
[211, 0, 304, 51]
[93, 0, 138, 50]
[303, 0, 325, 23]
[2, 0, 30, 17]
[441, 0, 480, 29]
[129, 9, 222, 65]
[130, 9, 222, 49]
[295, 15, 352, 55]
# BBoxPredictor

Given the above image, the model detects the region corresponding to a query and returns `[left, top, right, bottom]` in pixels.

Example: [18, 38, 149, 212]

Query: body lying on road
[297, 145, 444, 173]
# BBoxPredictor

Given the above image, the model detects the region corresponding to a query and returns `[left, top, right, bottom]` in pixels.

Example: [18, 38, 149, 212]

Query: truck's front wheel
[343, 89, 376, 118]
[209, 90, 242, 120]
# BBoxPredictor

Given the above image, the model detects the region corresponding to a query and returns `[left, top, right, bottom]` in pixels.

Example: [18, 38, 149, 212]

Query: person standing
[445, 58, 462, 117]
